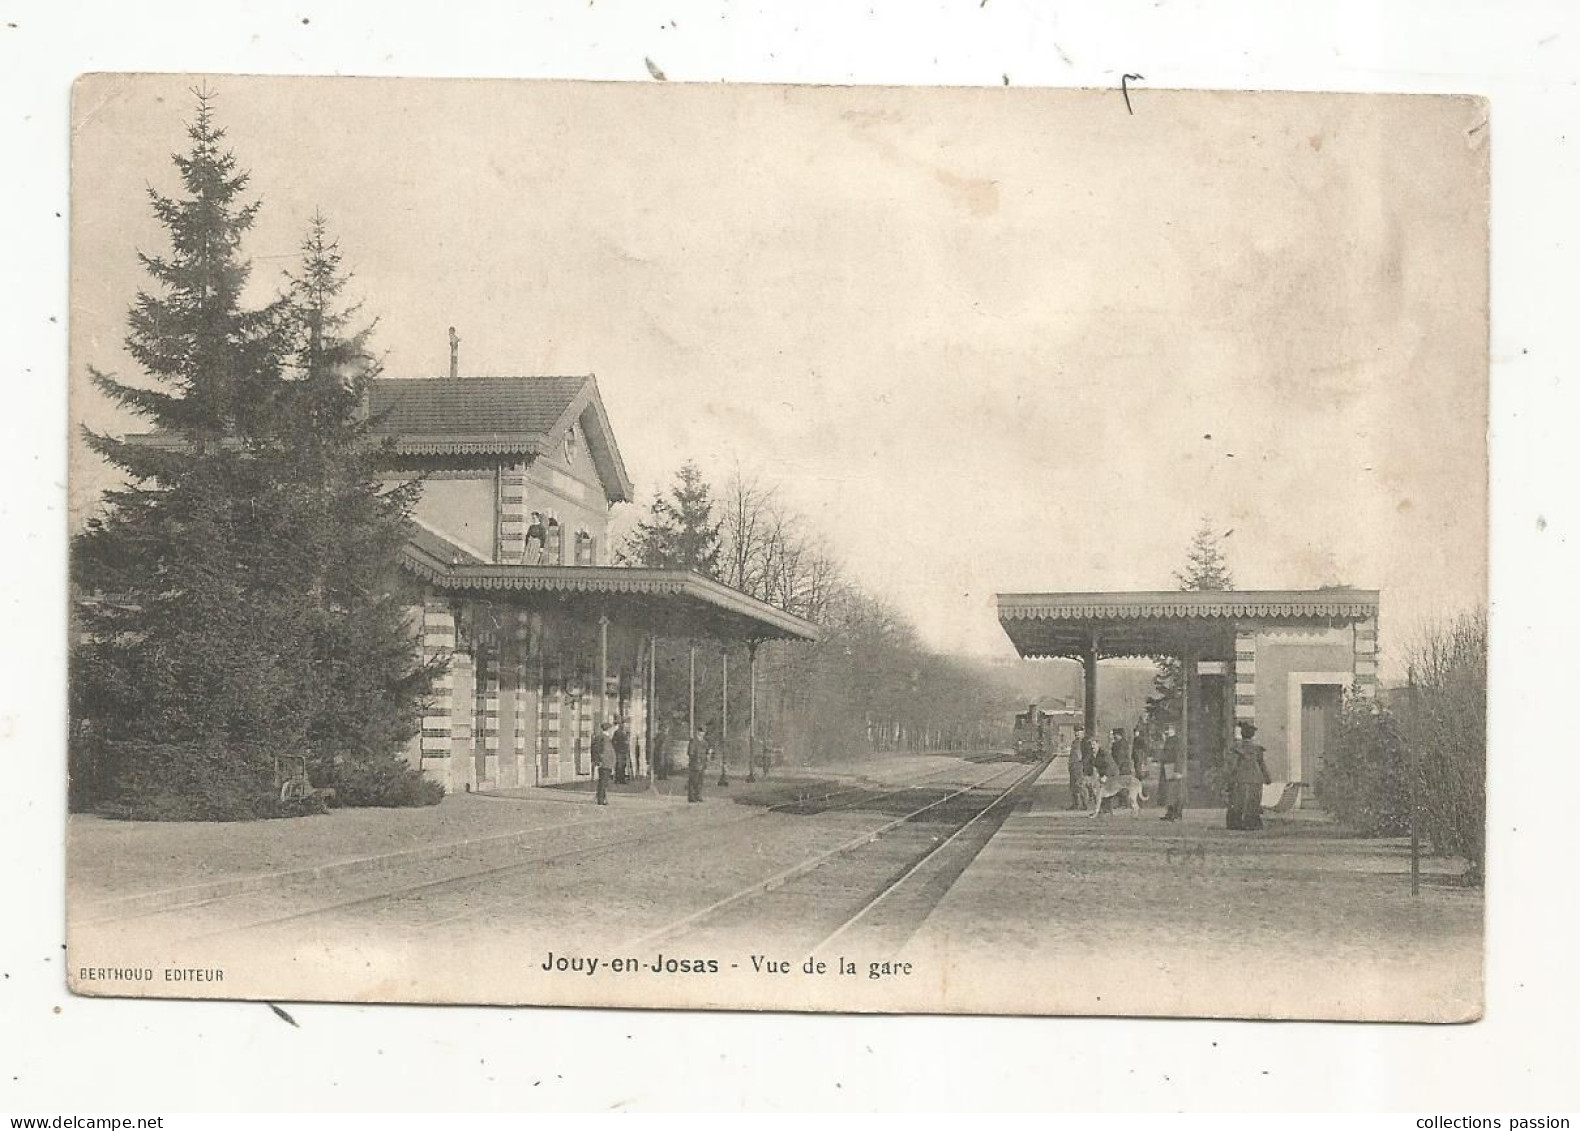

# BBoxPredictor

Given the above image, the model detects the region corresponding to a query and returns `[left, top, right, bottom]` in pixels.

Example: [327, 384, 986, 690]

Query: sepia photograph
[65, 73, 1488, 1022]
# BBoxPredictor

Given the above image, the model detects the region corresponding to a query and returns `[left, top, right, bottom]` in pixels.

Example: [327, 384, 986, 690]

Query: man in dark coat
[1131, 726, 1150, 780]
[592, 719, 615, 805]
[687, 724, 707, 803]
[1159, 725, 1184, 821]
[1110, 727, 1134, 777]
[653, 720, 670, 780]
[1067, 726, 1087, 810]
[612, 716, 630, 784]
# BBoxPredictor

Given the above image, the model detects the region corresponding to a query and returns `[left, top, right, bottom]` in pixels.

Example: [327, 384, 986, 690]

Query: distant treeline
[620, 462, 1085, 764]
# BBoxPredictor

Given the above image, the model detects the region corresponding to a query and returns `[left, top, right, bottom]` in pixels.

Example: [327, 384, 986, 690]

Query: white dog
[1087, 774, 1147, 818]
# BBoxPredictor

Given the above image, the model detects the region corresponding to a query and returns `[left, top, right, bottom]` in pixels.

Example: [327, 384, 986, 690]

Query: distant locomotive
[1012, 702, 1078, 760]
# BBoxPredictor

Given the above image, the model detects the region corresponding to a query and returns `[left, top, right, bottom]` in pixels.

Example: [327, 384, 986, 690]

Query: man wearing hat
[687, 723, 708, 804]
[592, 718, 616, 806]
[1158, 725, 1184, 821]
[1067, 726, 1088, 810]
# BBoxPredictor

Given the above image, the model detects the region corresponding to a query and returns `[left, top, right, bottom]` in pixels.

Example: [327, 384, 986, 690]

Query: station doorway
[1300, 683, 1343, 794]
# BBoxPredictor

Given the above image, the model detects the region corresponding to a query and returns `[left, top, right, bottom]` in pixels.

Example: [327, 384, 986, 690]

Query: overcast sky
[69, 75, 1488, 675]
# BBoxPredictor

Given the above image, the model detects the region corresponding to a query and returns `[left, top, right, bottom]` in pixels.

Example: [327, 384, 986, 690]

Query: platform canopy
[996, 588, 1380, 660]
[403, 525, 819, 645]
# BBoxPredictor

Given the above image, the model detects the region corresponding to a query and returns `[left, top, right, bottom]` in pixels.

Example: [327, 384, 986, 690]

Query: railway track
[142, 759, 998, 946]
[626, 757, 1049, 958]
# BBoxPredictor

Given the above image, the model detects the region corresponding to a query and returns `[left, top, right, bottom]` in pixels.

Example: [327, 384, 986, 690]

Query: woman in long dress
[1226, 722, 1271, 830]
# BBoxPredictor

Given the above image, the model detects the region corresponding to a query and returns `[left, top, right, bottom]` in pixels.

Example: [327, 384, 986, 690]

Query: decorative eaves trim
[397, 548, 820, 641]
[995, 589, 1380, 623]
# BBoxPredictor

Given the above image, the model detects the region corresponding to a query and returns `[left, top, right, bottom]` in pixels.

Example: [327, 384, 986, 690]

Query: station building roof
[368, 373, 634, 503]
[996, 588, 1379, 660]
[403, 524, 820, 646]
[120, 374, 635, 503]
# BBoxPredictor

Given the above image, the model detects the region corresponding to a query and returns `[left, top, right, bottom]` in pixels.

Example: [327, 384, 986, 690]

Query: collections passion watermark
[540, 951, 915, 980]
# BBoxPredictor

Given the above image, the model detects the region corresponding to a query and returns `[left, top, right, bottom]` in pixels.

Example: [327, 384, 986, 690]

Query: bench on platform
[1262, 781, 1307, 814]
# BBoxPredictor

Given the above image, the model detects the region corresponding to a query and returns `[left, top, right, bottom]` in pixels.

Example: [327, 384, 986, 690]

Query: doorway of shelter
[1300, 683, 1342, 797]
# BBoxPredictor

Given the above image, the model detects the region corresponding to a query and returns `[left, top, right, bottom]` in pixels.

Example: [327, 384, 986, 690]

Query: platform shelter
[375, 368, 819, 793]
[994, 589, 1380, 792]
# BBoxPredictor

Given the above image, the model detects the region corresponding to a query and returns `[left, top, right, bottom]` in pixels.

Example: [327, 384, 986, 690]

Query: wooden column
[718, 650, 730, 786]
[1082, 632, 1100, 738]
[598, 614, 609, 729]
[647, 633, 660, 791]
[747, 641, 760, 782]
[1180, 647, 1196, 807]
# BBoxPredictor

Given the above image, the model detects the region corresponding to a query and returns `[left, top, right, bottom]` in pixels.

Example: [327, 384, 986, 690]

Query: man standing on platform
[592, 719, 615, 806]
[1111, 727, 1134, 777]
[687, 724, 707, 803]
[612, 715, 630, 784]
[1159, 725, 1184, 821]
[1067, 725, 1087, 810]
[653, 719, 670, 780]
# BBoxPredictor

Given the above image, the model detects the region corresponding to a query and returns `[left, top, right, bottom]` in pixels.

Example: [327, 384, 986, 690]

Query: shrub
[328, 755, 444, 808]
[99, 739, 277, 822]
[1398, 609, 1487, 883]
[1318, 609, 1486, 887]
[1319, 696, 1411, 836]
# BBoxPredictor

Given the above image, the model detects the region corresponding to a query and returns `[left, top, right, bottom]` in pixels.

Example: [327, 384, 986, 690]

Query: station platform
[900, 760, 1482, 1021]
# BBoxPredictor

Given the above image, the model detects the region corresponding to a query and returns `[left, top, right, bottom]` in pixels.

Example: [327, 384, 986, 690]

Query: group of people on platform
[1065, 719, 1270, 829]
[589, 715, 724, 806]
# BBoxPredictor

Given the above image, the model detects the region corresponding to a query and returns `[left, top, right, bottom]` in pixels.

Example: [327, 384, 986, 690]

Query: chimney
[448, 326, 460, 380]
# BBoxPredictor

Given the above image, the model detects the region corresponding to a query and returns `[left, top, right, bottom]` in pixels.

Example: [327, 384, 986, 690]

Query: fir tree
[1145, 518, 1235, 731]
[72, 88, 304, 818]
[71, 94, 441, 817]
[620, 461, 723, 576]
[277, 214, 443, 806]
[1174, 517, 1235, 592]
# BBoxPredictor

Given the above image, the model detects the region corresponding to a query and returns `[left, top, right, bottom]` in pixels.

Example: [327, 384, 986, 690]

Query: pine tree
[72, 88, 305, 818]
[71, 94, 442, 817]
[277, 214, 443, 806]
[1174, 517, 1235, 592]
[620, 461, 723, 576]
[1145, 518, 1235, 730]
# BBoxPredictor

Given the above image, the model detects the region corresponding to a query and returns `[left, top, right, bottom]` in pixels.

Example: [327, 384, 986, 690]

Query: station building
[995, 588, 1380, 793]
[368, 370, 819, 794]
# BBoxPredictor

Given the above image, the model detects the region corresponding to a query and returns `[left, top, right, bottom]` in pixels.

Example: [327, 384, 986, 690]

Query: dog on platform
[1087, 773, 1146, 818]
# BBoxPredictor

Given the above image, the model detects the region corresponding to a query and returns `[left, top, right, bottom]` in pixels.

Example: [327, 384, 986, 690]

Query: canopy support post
[598, 614, 609, 732]
[746, 641, 760, 782]
[717, 650, 730, 786]
[1082, 631, 1100, 738]
[646, 633, 659, 792]
[1180, 646, 1196, 810]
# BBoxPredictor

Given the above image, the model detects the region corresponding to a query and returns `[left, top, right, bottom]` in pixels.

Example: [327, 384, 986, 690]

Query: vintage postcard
[66, 74, 1487, 1020]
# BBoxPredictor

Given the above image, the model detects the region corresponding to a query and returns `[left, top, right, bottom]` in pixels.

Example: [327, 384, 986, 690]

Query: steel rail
[625, 761, 1032, 952]
[176, 760, 988, 943]
[810, 757, 1048, 955]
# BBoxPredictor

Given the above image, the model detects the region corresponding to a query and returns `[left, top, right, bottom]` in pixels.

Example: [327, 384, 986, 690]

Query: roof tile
[368, 375, 589, 442]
